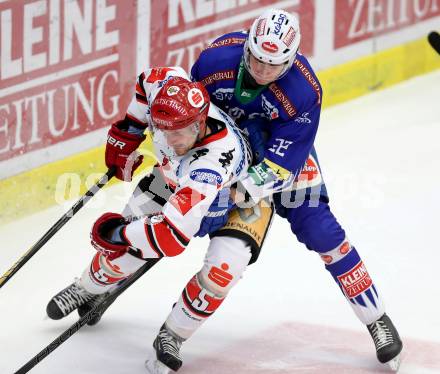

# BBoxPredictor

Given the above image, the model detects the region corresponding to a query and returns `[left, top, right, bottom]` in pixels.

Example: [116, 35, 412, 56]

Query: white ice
[1, 69, 440, 374]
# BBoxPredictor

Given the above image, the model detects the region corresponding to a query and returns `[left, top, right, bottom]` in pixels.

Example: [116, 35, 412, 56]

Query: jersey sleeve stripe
[136, 82, 144, 95]
[152, 221, 186, 257]
[136, 93, 148, 105]
[144, 223, 165, 258]
[163, 216, 190, 245]
[138, 72, 147, 95]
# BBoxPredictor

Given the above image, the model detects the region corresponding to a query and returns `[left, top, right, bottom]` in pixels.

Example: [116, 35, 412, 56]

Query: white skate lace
[157, 328, 182, 360]
[54, 280, 95, 316]
[369, 320, 394, 350]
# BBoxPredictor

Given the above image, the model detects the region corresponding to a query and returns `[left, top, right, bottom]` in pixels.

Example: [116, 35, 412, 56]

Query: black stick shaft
[14, 258, 160, 374]
[0, 168, 116, 289]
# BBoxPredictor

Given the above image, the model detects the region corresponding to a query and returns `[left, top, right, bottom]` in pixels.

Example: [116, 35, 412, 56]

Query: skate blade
[385, 354, 401, 372]
[145, 357, 171, 374]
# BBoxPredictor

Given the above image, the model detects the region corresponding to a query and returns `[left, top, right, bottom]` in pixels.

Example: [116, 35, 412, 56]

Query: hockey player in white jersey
[46, 67, 274, 373]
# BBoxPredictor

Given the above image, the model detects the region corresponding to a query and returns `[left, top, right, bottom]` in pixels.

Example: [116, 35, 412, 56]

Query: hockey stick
[428, 31, 440, 55]
[0, 168, 116, 290]
[14, 258, 161, 374]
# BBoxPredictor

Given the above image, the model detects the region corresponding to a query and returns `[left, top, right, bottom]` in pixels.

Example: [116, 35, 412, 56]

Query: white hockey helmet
[244, 9, 301, 80]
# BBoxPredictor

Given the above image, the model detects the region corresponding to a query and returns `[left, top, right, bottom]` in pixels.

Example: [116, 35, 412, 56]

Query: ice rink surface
[1, 69, 440, 374]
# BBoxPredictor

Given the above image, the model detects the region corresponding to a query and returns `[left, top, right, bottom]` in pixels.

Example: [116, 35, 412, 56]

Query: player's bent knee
[199, 236, 252, 297]
[318, 238, 353, 265]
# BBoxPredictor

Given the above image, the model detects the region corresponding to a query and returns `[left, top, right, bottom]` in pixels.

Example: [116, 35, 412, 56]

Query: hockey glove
[91, 212, 131, 260]
[105, 120, 146, 181]
[240, 118, 268, 165]
[195, 188, 235, 237]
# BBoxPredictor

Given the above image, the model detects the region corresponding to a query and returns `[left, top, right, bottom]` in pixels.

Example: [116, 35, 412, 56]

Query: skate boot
[145, 324, 184, 373]
[77, 292, 109, 326]
[78, 277, 128, 326]
[367, 313, 403, 371]
[46, 279, 102, 320]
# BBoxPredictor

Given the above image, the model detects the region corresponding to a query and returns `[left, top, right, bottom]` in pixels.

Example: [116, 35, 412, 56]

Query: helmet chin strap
[196, 120, 209, 142]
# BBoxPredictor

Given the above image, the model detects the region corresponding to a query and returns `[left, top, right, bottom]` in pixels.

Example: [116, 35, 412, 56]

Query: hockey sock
[323, 242, 385, 324]
[165, 274, 225, 340]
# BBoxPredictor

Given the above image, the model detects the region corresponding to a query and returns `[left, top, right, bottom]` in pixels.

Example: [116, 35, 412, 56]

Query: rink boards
[1, 0, 440, 224]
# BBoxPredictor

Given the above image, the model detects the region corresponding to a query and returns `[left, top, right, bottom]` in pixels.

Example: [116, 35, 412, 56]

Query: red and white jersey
[123, 67, 251, 258]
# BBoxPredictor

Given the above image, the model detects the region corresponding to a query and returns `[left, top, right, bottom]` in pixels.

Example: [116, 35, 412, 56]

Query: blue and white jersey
[191, 31, 323, 199]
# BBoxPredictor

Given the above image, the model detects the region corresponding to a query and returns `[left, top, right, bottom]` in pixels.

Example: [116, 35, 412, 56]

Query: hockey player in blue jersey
[190, 8, 402, 371]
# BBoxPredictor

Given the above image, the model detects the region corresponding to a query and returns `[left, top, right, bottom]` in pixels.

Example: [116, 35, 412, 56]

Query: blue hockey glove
[240, 118, 268, 165]
[195, 188, 235, 237]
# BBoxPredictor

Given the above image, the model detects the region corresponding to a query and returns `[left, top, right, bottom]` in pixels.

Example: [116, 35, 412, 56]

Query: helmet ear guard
[244, 8, 301, 80]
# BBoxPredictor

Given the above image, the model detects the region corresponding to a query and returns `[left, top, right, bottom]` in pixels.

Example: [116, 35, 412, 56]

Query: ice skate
[77, 291, 109, 326]
[367, 313, 403, 371]
[46, 279, 102, 320]
[145, 354, 171, 374]
[146, 324, 184, 373]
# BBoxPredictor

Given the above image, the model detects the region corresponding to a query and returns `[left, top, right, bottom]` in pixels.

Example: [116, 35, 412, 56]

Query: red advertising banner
[335, 0, 440, 48]
[0, 0, 137, 162]
[149, 0, 316, 72]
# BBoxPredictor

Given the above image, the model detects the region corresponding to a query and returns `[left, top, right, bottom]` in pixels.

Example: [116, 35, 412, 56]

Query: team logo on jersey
[218, 148, 235, 172]
[212, 88, 234, 101]
[166, 85, 180, 96]
[295, 112, 312, 124]
[261, 95, 279, 120]
[189, 148, 209, 164]
[190, 169, 223, 187]
[268, 138, 293, 157]
[262, 41, 278, 53]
